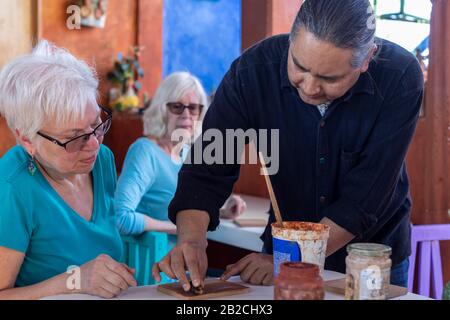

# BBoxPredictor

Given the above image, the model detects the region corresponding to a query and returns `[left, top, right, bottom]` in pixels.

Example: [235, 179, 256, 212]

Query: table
[41, 271, 431, 300]
[207, 194, 270, 252]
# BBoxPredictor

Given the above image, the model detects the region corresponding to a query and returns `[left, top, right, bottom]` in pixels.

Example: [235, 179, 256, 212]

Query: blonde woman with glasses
[115, 72, 246, 251]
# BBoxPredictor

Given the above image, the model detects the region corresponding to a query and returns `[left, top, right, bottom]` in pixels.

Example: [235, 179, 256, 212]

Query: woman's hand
[78, 254, 137, 299]
[220, 253, 274, 286]
[219, 195, 247, 220]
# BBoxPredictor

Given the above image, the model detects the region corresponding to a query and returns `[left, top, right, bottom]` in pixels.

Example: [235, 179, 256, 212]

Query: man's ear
[360, 44, 378, 73]
[15, 129, 36, 157]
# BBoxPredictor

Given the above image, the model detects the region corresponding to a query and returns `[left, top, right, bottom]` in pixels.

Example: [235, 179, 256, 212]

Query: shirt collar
[342, 70, 375, 101]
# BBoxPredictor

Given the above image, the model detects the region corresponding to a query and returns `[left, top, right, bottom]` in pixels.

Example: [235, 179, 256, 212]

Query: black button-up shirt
[169, 34, 424, 273]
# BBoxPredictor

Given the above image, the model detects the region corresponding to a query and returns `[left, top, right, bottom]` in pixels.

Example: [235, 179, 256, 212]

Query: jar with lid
[274, 262, 324, 300]
[345, 243, 392, 300]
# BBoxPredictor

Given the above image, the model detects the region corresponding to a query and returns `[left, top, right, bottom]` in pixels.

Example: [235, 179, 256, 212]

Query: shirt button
[320, 196, 326, 204]
[320, 120, 326, 128]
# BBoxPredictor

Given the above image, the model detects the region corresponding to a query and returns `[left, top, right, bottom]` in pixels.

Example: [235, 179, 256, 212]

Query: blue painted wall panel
[163, 0, 241, 94]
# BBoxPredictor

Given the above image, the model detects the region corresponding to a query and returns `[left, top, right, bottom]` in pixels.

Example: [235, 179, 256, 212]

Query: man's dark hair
[290, 0, 377, 67]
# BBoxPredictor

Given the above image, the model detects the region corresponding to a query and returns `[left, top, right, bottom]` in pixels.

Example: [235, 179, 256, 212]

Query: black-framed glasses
[166, 102, 204, 116]
[37, 106, 112, 153]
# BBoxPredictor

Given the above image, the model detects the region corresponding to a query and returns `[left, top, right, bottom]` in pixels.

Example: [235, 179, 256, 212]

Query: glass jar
[274, 262, 324, 300]
[345, 243, 392, 300]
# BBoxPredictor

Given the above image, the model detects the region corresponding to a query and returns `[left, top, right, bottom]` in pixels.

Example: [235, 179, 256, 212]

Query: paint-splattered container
[274, 262, 325, 300]
[272, 222, 330, 276]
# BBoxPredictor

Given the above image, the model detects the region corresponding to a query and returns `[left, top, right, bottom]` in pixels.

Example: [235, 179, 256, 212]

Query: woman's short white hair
[0, 40, 98, 140]
[143, 72, 208, 139]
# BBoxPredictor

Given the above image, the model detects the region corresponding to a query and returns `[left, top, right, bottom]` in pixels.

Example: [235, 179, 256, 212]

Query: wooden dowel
[258, 152, 283, 227]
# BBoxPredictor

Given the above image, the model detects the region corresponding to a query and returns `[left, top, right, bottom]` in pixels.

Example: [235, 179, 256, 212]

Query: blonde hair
[143, 72, 208, 139]
[0, 40, 98, 140]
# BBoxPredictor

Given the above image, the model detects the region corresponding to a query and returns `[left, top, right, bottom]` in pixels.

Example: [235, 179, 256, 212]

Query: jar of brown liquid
[274, 262, 325, 300]
[345, 243, 392, 300]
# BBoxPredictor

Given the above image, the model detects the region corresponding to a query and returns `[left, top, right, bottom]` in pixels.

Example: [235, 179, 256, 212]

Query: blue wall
[163, 0, 241, 94]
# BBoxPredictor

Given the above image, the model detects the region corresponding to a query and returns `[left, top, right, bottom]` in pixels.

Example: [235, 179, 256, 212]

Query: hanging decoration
[78, 0, 108, 28]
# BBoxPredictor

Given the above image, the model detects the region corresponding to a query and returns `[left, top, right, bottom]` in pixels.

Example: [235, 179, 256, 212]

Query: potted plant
[107, 47, 148, 113]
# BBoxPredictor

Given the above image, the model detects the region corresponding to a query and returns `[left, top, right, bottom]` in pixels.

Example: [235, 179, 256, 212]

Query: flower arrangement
[107, 47, 148, 112]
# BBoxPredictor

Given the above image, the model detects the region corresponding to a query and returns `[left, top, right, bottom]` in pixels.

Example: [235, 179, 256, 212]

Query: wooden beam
[241, 0, 269, 51]
[0, 0, 38, 157]
[236, 0, 302, 195]
[422, 0, 450, 225]
[267, 0, 300, 36]
[137, 0, 163, 98]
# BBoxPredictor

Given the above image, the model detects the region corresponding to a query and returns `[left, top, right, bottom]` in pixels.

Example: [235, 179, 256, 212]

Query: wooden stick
[258, 152, 283, 227]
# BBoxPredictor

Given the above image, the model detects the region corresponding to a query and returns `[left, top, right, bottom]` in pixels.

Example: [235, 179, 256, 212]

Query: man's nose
[301, 76, 321, 96]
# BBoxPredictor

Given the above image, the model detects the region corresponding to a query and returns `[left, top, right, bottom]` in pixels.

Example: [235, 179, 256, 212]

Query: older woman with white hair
[0, 40, 136, 299]
[115, 72, 246, 249]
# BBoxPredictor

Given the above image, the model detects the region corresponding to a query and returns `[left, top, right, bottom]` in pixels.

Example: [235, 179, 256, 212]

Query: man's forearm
[320, 217, 355, 257]
[176, 210, 210, 245]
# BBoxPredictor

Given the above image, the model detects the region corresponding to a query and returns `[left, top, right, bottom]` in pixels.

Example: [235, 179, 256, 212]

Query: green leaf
[115, 102, 124, 112]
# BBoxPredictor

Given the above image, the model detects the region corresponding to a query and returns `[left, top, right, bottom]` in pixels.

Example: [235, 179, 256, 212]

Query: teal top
[114, 138, 187, 247]
[0, 145, 123, 287]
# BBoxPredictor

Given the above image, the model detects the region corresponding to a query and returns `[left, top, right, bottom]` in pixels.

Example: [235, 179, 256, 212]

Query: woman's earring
[28, 154, 36, 176]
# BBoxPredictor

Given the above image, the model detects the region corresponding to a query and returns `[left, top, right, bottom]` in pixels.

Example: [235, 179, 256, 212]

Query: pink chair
[408, 224, 450, 299]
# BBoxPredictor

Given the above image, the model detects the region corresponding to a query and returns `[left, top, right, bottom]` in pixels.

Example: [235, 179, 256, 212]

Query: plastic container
[345, 243, 392, 300]
[271, 221, 330, 276]
[274, 262, 325, 300]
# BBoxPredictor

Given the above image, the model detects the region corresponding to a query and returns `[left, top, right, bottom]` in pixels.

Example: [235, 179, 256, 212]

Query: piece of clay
[190, 281, 204, 295]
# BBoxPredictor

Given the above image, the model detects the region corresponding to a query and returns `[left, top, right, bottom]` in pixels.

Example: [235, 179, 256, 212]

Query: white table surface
[41, 194, 431, 301]
[41, 270, 431, 300]
[207, 194, 270, 252]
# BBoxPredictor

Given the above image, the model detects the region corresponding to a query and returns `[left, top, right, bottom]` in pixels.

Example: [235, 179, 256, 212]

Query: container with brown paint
[274, 262, 325, 300]
[271, 221, 330, 276]
[345, 243, 392, 300]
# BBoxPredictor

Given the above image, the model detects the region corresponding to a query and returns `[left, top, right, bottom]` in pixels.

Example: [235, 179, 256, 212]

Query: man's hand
[220, 253, 273, 286]
[152, 210, 210, 292]
[152, 240, 208, 291]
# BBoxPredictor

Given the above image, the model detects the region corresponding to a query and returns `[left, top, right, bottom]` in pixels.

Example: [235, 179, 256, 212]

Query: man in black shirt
[152, 0, 423, 291]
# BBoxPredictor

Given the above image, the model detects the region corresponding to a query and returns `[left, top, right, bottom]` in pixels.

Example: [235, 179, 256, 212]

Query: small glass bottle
[274, 262, 325, 300]
[345, 243, 392, 300]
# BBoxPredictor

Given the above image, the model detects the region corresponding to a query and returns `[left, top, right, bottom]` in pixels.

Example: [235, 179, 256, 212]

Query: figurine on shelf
[78, 0, 108, 28]
[107, 47, 148, 113]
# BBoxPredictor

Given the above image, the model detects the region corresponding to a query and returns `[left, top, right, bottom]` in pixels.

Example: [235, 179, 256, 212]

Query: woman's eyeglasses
[166, 102, 203, 116]
[36, 106, 112, 153]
